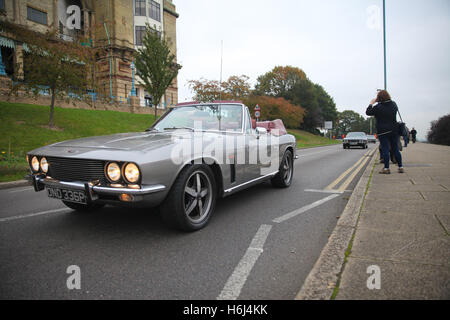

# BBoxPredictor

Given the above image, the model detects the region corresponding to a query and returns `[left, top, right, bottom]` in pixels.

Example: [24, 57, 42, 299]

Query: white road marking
[272, 194, 340, 224]
[217, 224, 272, 300]
[0, 208, 70, 223]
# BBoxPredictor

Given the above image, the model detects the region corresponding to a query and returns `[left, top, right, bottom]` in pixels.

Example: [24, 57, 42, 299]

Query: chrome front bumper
[28, 174, 166, 202]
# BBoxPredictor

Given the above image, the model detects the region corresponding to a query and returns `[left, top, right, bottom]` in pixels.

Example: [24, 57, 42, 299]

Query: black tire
[62, 201, 104, 212]
[160, 164, 216, 232]
[271, 149, 294, 188]
[365, 144, 368, 149]
[343, 145, 347, 149]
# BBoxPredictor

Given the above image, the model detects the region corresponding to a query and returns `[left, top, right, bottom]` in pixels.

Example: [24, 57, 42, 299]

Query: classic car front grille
[47, 157, 106, 184]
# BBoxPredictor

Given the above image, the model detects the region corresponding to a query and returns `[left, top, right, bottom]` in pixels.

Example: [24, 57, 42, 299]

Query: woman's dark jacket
[366, 100, 399, 135]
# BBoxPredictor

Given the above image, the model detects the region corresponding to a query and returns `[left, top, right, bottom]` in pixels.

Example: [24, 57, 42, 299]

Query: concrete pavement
[298, 142, 450, 299]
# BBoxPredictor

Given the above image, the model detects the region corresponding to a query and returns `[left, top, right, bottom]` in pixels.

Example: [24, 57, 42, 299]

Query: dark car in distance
[343, 132, 368, 149]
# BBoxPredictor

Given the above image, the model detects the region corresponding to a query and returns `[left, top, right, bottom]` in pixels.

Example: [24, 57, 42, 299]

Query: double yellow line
[325, 148, 376, 192]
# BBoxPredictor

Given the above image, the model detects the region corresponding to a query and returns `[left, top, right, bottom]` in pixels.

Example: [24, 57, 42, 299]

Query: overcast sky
[175, 0, 450, 140]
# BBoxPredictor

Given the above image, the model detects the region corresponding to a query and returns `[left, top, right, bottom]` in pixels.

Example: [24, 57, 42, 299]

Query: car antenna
[219, 40, 223, 101]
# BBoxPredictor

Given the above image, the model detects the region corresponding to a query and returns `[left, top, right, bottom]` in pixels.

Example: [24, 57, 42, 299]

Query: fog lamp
[119, 194, 133, 202]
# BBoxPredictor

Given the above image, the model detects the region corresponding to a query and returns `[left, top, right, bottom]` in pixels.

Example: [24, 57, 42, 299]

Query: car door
[243, 107, 263, 180]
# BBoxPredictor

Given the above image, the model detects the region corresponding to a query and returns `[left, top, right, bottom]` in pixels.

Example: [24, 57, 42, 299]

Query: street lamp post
[130, 61, 136, 97]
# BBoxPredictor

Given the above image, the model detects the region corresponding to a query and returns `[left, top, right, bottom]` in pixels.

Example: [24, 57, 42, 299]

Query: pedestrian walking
[410, 127, 417, 143]
[366, 90, 404, 174]
[403, 126, 409, 147]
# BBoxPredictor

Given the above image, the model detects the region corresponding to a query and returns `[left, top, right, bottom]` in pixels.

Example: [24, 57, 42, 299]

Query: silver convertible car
[26, 102, 297, 231]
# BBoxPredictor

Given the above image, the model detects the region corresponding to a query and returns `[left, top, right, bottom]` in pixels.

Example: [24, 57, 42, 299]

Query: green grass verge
[288, 129, 341, 149]
[0, 101, 155, 182]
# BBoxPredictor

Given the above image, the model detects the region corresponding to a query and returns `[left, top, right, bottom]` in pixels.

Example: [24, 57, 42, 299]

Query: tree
[2, 20, 97, 127]
[243, 95, 305, 129]
[135, 25, 181, 119]
[187, 78, 222, 102]
[222, 75, 251, 100]
[254, 66, 338, 133]
[288, 79, 322, 132]
[427, 114, 450, 145]
[314, 84, 338, 124]
[254, 66, 307, 97]
[188, 75, 251, 102]
[336, 110, 370, 135]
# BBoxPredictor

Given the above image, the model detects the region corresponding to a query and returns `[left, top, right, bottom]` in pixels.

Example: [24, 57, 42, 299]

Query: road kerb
[0, 179, 30, 190]
[295, 147, 377, 300]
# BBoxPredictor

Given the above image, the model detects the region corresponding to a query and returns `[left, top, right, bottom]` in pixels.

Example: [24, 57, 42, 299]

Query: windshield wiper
[163, 126, 195, 131]
[145, 128, 160, 132]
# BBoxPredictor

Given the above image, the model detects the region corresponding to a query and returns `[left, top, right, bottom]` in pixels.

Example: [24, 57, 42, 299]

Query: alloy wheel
[183, 171, 213, 223]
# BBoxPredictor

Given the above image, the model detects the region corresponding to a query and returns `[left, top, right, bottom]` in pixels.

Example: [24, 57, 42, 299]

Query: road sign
[324, 121, 333, 129]
[254, 104, 261, 120]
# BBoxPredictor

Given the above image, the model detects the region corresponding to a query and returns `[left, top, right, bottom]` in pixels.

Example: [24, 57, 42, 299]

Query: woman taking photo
[366, 90, 404, 174]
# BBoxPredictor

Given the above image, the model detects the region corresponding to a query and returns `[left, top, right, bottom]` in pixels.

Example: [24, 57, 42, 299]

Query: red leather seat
[254, 119, 287, 136]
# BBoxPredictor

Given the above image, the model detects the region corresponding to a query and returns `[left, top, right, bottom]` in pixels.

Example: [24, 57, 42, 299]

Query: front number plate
[47, 187, 87, 204]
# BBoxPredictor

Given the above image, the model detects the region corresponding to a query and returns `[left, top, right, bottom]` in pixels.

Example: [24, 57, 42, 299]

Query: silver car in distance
[27, 102, 297, 231]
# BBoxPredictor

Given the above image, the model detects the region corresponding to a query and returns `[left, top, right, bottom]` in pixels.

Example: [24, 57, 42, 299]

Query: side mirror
[256, 127, 267, 135]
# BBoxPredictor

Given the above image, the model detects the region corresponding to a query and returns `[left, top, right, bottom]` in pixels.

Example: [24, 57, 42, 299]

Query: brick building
[0, 0, 179, 108]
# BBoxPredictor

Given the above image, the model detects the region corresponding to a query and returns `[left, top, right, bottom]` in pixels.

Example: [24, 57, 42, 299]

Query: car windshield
[151, 104, 243, 132]
[347, 132, 366, 138]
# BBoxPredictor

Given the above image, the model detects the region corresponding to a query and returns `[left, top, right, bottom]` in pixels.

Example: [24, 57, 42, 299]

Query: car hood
[48, 132, 176, 151]
[28, 131, 198, 162]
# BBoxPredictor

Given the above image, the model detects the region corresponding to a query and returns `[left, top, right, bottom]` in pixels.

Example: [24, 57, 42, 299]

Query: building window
[135, 26, 146, 46]
[27, 6, 47, 25]
[135, 0, 146, 16]
[149, 1, 161, 22]
[0, 0, 5, 11]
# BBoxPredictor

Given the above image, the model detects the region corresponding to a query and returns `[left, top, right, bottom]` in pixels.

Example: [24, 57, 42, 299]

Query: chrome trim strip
[42, 179, 86, 190]
[36, 177, 165, 196]
[92, 184, 165, 195]
[223, 171, 279, 193]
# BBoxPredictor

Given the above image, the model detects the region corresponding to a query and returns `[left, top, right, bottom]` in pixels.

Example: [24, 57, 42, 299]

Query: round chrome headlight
[40, 157, 49, 173]
[124, 163, 140, 183]
[106, 162, 121, 182]
[31, 156, 40, 172]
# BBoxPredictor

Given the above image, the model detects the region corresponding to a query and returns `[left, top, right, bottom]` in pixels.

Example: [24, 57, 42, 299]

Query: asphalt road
[0, 143, 377, 299]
